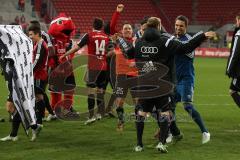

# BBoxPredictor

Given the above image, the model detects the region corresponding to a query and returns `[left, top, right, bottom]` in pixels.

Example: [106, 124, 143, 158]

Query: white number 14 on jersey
[95, 40, 105, 59]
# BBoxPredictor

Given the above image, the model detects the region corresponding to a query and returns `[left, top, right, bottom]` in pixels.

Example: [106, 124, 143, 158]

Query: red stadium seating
[158, 0, 240, 27]
[49, 0, 240, 33]
[196, 0, 240, 25]
[51, 0, 161, 33]
[159, 0, 193, 21]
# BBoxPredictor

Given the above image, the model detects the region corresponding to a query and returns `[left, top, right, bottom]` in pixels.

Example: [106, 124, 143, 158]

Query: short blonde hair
[147, 17, 161, 29]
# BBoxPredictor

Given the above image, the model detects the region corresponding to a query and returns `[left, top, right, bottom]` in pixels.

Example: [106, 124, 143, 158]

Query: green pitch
[0, 57, 239, 160]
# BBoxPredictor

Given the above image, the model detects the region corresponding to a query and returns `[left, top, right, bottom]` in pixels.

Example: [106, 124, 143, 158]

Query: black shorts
[86, 70, 107, 89]
[138, 96, 172, 113]
[114, 74, 135, 98]
[105, 56, 116, 89]
[65, 74, 76, 90]
[105, 69, 116, 90]
[230, 78, 240, 92]
[34, 79, 47, 95]
[49, 74, 76, 92]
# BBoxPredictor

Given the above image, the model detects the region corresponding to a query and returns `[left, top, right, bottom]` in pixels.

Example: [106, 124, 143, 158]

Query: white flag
[0, 25, 36, 132]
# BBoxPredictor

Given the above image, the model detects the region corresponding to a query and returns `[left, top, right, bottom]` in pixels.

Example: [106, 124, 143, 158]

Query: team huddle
[0, 4, 219, 153]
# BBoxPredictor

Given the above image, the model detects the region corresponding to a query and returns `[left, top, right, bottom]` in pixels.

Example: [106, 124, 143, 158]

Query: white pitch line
[123, 103, 235, 108]
[194, 103, 234, 106]
[224, 129, 240, 133]
[195, 94, 228, 97]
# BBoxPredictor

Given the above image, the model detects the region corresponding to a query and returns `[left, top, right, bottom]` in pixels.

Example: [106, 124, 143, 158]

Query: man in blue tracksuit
[174, 15, 210, 144]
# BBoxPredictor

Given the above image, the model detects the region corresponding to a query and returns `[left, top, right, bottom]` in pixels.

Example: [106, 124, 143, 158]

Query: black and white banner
[0, 25, 36, 131]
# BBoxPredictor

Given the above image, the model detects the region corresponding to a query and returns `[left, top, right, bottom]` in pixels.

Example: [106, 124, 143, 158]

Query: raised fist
[204, 31, 217, 39]
[117, 4, 124, 13]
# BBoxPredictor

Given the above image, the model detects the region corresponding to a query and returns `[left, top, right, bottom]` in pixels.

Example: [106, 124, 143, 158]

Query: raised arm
[110, 4, 124, 35]
[164, 31, 216, 55]
[60, 33, 89, 61]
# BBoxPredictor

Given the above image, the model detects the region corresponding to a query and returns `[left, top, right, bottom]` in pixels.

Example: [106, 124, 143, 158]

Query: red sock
[63, 94, 74, 110]
[50, 92, 62, 110]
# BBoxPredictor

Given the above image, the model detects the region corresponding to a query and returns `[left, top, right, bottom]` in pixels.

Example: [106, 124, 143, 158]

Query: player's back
[87, 30, 109, 71]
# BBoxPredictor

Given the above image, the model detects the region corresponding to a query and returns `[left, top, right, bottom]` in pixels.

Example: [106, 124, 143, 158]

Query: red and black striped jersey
[77, 30, 110, 71]
[33, 39, 49, 80]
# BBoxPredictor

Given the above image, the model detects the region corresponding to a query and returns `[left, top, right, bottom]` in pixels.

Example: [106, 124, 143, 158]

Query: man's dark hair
[122, 21, 132, 27]
[9, 22, 19, 25]
[175, 15, 189, 26]
[122, 21, 133, 31]
[93, 18, 103, 30]
[140, 16, 150, 25]
[30, 20, 41, 28]
[28, 25, 41, 36]
[104, 21, 110, 35]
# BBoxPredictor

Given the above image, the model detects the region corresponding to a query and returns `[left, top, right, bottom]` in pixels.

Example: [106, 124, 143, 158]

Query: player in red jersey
[61, 18, 110, 124]
[29, 20, 57, 121]
[29, 25, 49, 127]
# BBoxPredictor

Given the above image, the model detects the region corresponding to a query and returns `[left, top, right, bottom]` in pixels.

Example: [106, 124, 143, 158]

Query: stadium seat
[51, 0, 161, 33]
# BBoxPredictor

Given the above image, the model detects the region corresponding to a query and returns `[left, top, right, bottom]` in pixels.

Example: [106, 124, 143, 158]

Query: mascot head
[48, 13, 75, 41]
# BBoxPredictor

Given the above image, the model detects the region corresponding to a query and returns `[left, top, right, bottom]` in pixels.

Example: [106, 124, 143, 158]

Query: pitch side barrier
[195, 48, 230, 58]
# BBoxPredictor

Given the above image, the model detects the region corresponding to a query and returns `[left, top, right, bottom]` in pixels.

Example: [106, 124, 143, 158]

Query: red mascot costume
[48, 13, 77, 113]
